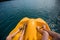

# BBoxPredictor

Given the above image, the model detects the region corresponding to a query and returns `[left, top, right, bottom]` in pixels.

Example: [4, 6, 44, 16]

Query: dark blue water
[0, 0, 60, 40]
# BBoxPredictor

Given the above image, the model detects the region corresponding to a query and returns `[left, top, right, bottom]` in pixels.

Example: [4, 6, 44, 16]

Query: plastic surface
[9, 17, 52, 40]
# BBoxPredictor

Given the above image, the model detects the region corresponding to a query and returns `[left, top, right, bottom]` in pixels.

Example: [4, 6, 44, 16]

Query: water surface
[0, 0, 60, 40]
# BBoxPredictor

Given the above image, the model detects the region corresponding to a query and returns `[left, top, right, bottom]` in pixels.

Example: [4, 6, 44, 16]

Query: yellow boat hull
[9, 17, 52, 40]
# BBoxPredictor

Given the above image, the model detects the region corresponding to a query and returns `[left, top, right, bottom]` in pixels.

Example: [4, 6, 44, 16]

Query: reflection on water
[0, 0, 60, 40]
[0, 0, 11, 2]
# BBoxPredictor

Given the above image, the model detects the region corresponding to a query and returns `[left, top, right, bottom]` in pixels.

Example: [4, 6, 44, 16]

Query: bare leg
[42, 25, 60, 40]
[19, 30, 25, 40]
[6, 27, 23, 40]
[44, 28, 60, 40]
[37, 27, 49, 40]
[41, 31, 49, 40]
[19, 23, 27, 40]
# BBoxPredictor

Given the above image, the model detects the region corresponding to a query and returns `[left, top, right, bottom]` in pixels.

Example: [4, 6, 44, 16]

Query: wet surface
[0, 0, 11, 2]
[0, 0, 60, 40]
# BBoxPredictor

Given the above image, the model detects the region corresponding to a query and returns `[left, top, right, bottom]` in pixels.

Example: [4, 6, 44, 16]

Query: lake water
[0, 0, 60, 40]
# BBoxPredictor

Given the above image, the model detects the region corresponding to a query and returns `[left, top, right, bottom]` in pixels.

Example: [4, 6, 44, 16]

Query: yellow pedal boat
[9, 17, 52, 40]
